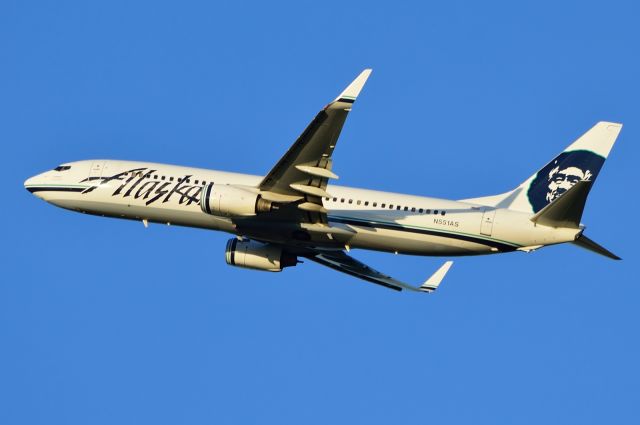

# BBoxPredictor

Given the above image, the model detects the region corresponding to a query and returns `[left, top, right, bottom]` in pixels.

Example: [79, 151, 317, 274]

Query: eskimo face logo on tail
[527, 150, 605, 212]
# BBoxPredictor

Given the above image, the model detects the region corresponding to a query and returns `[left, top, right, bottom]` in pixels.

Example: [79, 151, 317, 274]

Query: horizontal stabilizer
[572, 234, 621, 260]
[530, 180, 592, 228]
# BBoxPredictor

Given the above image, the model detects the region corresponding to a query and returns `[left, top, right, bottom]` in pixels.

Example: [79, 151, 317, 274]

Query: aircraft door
[88, 161, 106, 182]
[480, 208, 496, 236]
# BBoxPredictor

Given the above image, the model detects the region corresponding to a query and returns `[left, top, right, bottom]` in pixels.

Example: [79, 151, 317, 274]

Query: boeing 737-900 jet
[24, 70, 622, 292]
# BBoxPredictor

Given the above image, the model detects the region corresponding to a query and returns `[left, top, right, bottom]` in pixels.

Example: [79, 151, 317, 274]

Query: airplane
[24, 69, 622, 293]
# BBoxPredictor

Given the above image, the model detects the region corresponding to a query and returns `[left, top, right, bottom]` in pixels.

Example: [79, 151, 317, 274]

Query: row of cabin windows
[124, 171, 207, 186]
[324, 197, 447, 216]
[121, 172, 445, 215]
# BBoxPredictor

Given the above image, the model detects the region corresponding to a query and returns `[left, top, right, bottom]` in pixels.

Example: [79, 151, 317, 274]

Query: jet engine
[200, 183, 273, 217]
[225, 239, 298, 272]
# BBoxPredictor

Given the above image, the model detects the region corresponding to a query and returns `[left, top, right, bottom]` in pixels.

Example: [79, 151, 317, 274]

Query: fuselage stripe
[328, 215, 520, 251]
[26, 186, 86, 193]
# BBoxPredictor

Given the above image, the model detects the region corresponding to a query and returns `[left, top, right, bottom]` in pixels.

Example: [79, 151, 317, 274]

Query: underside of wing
[233, 70, 372, 248]
[304, 250, 453, 293]
[258, 69, 372, 225]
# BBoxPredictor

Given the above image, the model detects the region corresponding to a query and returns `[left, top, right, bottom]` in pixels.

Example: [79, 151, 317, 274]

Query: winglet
[334, 69, 372, 103]
[419, 261, 453, 293]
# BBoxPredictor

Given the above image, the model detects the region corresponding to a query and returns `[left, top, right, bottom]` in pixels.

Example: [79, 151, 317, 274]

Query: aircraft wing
[258, 69, 372, 224]
[304, 250, 453, 293]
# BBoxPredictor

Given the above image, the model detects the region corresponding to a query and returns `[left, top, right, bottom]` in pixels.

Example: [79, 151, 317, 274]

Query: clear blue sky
[1, 1, 638, 424]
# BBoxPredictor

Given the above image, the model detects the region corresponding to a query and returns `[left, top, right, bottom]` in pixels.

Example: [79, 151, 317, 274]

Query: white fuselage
[25, 160, 581, 256]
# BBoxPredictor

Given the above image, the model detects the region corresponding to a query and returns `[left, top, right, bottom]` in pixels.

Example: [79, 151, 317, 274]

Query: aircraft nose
[24, 172, 48, 197]
[24, 175, 37, 192]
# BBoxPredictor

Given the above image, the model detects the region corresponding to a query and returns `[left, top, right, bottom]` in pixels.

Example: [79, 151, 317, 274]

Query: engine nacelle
[225, 239, 298, 272]
[200, 183, 272, 217]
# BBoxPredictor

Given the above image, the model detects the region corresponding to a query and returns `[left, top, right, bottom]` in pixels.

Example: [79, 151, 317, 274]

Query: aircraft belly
[49, 198, 235, 232]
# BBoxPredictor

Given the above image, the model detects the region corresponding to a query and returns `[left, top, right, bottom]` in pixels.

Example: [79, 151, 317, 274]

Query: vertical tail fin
[464, 122, 622, 213]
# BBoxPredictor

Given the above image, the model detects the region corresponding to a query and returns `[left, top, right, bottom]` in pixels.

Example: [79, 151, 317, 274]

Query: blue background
[2, 1, 638, 423]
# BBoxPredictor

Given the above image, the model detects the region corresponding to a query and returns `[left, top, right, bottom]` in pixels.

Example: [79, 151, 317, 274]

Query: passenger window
[170, 177, 174, 181]
[357, 200, 361, 205]
[434, 210, 438, 215]
[333, 197, 337, 202]
[161, 176, 166, 180]
[348, 199, 353, 204]
[419, 208, 423, 213]
[341, 198, 345, 203]
[441, 211, 446, 216]
[381, 203, 386, 208]
[364, 201, 369, 206]
[195, 180, 199, 184]
[411, 207, 416, 212]
[373, 202, 377, 207]
[426, 209, 431, 214]
[389, 204, 394, 209]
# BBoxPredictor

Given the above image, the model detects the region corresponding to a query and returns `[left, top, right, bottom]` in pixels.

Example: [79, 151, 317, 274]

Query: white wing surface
[258, 69, 372, 223]
[305, 250, 453, 293]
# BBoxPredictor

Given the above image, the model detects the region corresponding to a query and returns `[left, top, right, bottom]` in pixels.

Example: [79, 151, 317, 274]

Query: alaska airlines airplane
[24, 70, 622, 292]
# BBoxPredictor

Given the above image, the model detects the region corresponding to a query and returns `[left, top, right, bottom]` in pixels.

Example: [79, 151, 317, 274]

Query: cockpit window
[54, 165, 71, 172]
